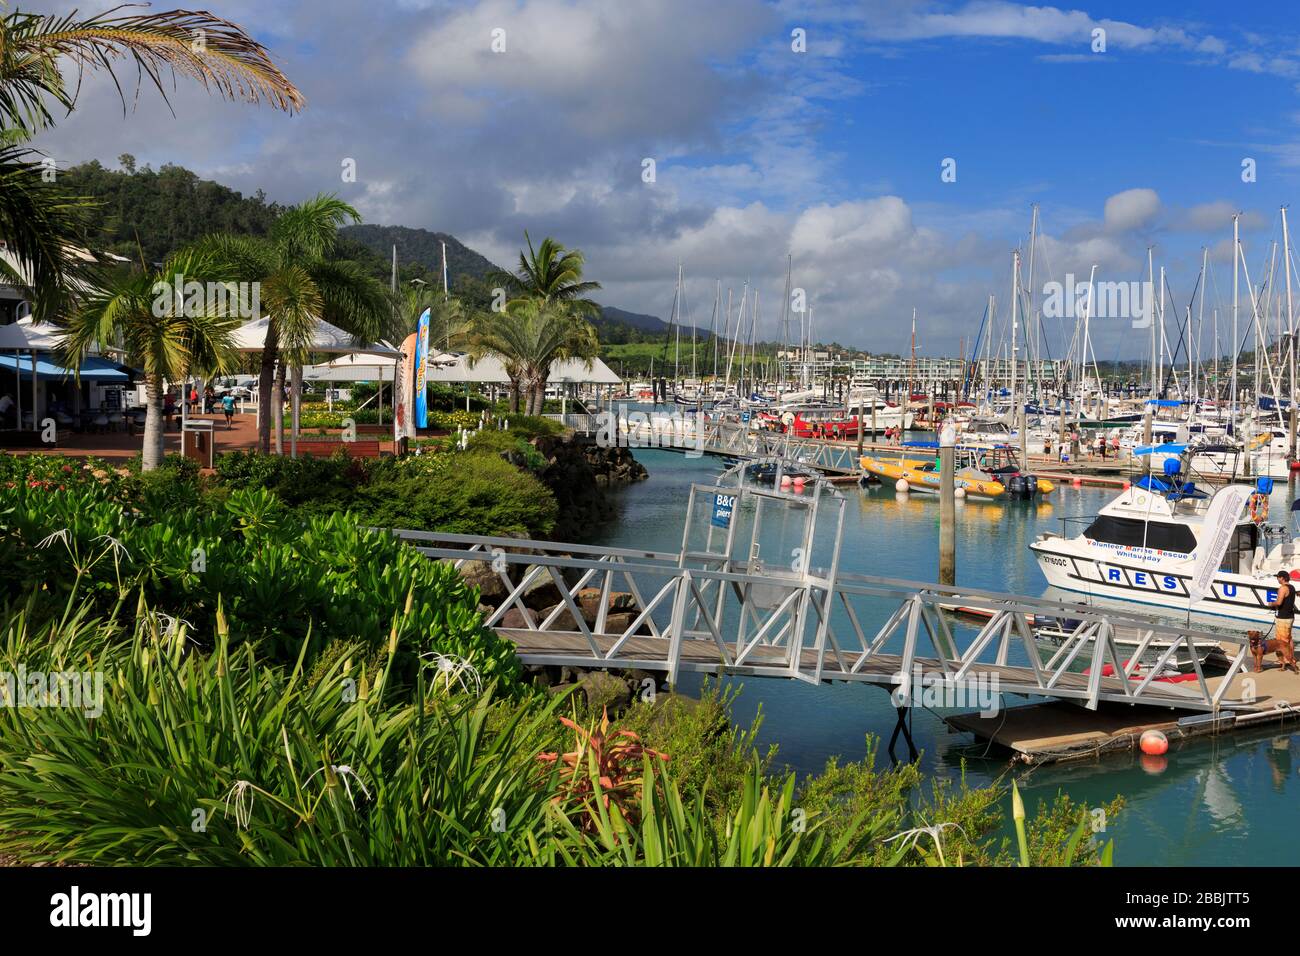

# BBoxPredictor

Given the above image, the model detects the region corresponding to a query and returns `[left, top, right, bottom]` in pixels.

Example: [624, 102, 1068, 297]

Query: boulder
[539, 602, 582, 630]
[575, 588, 639, 624]
[517, 566, 563, 610]
[457, 560, 508, 604]
[498, 607, 531, 629]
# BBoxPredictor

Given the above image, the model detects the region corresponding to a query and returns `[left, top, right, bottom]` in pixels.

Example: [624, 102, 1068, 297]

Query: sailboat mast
[1232, 214, 1240, 428]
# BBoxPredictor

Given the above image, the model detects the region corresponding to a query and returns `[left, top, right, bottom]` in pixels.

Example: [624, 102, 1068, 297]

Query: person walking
[1268, 571, 1300, 673]
[221, 392, 236, 429]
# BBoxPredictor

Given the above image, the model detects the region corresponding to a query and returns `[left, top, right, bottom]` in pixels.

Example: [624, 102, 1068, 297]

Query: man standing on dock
[1268, 571, 1300, 673]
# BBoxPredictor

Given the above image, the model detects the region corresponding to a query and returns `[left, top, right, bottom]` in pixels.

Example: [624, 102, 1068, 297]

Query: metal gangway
[390, 459, 1257, 715]
[563, 412, 865, 474]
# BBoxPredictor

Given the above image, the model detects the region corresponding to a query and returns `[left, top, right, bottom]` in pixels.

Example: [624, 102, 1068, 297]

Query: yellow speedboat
[861, 441, 1056, 498]
[859, 455, 1006, 498]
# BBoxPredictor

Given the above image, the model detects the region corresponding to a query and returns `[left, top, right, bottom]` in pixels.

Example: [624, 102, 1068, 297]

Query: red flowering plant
[537, 707, 668, 831]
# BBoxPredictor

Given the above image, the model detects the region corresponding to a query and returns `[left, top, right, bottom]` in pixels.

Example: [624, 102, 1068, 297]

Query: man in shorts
[221, 392, 236, 429]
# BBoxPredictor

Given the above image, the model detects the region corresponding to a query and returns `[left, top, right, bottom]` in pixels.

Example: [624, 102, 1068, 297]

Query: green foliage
[0, 452, 521, 688]
[60, 160, 283, 264]
[357, 452, 557, 536]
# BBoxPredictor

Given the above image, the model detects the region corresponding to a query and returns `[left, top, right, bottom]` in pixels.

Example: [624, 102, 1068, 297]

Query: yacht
[1030, 451, 1290, 624]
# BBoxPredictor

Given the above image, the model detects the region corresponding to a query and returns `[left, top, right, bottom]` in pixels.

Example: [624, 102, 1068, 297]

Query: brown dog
[1248, 630, 1285, 672]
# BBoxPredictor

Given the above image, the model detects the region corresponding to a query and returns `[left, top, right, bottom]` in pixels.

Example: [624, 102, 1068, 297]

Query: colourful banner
[394, 331, 417, 442]
[414, 308, 430, 430]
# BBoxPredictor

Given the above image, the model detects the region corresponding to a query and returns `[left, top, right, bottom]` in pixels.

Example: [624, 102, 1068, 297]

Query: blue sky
[29, 0, 1300, 360]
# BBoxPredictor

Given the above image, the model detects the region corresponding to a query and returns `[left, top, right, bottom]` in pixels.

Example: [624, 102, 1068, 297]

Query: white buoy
[895, 478, 910, 493]
[954, 486, 966, 499]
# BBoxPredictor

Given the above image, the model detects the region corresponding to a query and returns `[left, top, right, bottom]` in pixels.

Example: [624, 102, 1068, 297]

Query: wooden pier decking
[946, 666, 1300, 764]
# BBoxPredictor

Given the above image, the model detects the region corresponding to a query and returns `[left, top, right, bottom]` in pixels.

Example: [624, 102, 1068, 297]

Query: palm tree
[482, 233, 603, 409]
[0, 5, 302, 319]
[398, 283, 471, 352]
[59, 251, 240, 470]
[194, 196, 393, 453]
[488, 233, 602, 317]
[472, 299, 598, 415]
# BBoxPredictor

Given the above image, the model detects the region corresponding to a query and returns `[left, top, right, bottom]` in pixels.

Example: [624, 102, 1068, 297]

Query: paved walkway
[8, 412, 258, 460]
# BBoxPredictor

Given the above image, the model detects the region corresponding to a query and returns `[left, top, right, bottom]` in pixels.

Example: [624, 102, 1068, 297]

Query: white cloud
[1103, 188, 1161, 233]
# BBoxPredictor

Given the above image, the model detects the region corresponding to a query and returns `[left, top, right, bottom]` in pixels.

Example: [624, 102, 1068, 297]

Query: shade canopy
[304, 351, 398, 383]
[230, 317, 400, 356]
[0, 353, 129, 382]
[0, 320, 64, 350]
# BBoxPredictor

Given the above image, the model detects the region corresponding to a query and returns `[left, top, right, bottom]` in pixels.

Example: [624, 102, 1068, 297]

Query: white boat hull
[1031, 537, 1280, 625]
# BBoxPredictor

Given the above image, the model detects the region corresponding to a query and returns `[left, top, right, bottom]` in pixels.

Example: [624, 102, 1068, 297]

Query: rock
[547, 682, 580, 698]
[499, 607, 531, 629]
[539, 602, 582, 630]
[525, 665, 555, 688]
[579, 670, 632, 713]
[576, 588, 638, 625]
[517, 566, 563, 610]
[601, 611, 642, 635]
[457, 560, 508, 604]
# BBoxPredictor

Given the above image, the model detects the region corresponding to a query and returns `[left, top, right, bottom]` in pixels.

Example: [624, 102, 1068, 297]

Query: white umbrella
[231, 317, 399, 455]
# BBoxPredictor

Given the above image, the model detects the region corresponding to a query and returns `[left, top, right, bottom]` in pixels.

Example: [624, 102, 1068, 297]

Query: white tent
[230, 316, 400, 355]
[303, 352, 397, 383]
[0, 320, 64, 350]
[229, 317, 400, 456]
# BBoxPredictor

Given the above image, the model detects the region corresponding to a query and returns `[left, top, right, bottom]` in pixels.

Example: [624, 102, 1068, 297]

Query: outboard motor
[1022, 473, 1038, 497]
[1008, 474, 1028, 498]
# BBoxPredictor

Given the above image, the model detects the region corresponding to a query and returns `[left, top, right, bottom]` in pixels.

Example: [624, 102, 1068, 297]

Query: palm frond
[0, 144, 96, 320]
[0, 5, 303, 135]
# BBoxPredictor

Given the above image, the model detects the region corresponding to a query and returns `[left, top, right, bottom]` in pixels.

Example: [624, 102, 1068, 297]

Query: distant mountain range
[57, 160, 680, 342]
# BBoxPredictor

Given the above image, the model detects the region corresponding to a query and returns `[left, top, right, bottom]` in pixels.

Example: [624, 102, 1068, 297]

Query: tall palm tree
[59, 251, 240, 470]
[482, 233, 603, 409]
[194, 196, 393, 453]
[472, 299, 597, 415]
[0, 5, 302, 318]
[488, 233, 602, 317]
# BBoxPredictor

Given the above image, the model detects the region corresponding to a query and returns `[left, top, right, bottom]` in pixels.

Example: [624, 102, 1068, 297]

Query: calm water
[589, 447, 1300, 865]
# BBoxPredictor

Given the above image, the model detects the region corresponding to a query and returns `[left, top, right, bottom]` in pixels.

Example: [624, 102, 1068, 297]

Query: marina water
[591, 447, 1300, 865]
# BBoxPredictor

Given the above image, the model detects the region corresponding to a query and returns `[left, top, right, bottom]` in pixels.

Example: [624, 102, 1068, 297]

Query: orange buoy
[1140, 753, 1168, 775]
[1072, 477, 1083, 488]
[780, 475, 792, 489]
[1122, 480, 1131, 489]
[1140, 729, 1168, 756]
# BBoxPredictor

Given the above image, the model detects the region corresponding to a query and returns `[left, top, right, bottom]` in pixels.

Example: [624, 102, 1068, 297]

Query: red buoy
[1140, 729, 1168, 756]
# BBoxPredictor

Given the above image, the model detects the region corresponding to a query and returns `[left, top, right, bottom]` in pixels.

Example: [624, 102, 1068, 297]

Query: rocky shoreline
[532, 433, 648, 541]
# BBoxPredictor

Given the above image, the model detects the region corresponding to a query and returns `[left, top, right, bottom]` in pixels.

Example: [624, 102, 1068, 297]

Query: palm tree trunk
[257, 324, 279, 454]
[272, 362, 286, 454]
[141, 375, 165, 472]
[509, 379, 521, 414]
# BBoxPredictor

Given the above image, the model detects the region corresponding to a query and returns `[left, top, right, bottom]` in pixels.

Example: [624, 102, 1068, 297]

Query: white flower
[222, 780, 256, 830]
[306, 764, 371, 809]
[421, 652, 482, 696]
[93, 534, 131, 561]
[36, 529, 70, 549]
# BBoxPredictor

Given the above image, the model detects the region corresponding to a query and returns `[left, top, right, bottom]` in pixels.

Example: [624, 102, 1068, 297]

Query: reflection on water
[589, 448, 1300, 865]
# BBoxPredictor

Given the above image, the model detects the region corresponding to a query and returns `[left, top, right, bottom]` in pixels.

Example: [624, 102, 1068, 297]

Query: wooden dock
[946, 666, 1300, 764]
